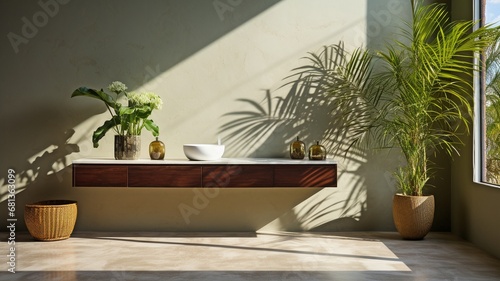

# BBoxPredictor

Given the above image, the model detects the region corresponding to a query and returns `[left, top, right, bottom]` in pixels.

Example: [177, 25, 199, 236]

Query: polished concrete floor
[1, 231, 500, 281]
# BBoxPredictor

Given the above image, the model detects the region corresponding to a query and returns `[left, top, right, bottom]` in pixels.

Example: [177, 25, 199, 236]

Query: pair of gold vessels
[289, 136, 326, 160]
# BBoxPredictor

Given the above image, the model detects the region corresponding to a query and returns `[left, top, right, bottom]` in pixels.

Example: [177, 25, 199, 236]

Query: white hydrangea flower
[146, 92, 163, 110]
[128, 91, 163, 110]
[108, 81, 128, 93]
[128, 92, 147, 105]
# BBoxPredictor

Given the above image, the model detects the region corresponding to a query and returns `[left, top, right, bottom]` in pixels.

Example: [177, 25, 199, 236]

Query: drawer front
[274, 165, 337, 187]
[128, 165, 201, 187]
[73, 165, 128, 187]
[202, 166, 273, 187]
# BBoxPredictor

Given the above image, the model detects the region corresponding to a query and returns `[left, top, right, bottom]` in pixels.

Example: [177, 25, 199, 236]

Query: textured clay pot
[392, 194, 435, 240]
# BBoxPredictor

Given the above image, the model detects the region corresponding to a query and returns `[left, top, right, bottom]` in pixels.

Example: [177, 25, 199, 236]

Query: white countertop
[72, 158, 338, 165]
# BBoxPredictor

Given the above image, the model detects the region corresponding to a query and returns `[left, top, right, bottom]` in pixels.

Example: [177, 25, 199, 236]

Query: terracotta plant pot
[392, 194, 434, 240]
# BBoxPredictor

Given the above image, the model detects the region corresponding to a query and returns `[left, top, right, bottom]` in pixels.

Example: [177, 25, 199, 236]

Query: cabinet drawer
[128, 165, 201, 187]
[274, 165, 337, 187]
[73, 165, 128, 187]
[202, 166, 273, 187]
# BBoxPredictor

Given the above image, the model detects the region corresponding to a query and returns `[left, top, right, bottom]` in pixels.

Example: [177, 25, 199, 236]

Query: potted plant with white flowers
[71, 81, 163, 160]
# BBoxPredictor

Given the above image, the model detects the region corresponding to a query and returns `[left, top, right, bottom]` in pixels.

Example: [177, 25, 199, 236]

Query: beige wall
[450, 0, 500, 259]
[1, 0, 453, 233]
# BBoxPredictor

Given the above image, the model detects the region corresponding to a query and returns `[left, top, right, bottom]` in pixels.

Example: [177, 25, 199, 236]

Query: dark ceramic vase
[115, 135, 141, 160]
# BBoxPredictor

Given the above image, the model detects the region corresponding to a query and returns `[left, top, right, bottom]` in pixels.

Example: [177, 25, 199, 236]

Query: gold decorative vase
[308, 141, 326, 160]
[149, 137, 165, 160]
[290, 136, 306, 159]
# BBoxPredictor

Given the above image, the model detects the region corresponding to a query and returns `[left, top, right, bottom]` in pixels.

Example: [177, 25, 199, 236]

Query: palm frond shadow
[279, 167, 368, 231]
[220, 42, 376, 159]
[219, 42, 378, 230]
[0, 129, 81, 201]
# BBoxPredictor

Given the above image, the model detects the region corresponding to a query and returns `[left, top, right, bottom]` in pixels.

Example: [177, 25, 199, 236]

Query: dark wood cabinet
[128, 166, 202, 187]
[73, 165, 128, 187]
[72, 160, 337, 188]
[202, 166, 273, 187]
[274, 165, 337, 187]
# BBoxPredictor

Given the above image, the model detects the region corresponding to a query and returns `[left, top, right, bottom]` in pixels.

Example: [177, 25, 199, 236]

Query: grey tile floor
[1, 231, 499, 281]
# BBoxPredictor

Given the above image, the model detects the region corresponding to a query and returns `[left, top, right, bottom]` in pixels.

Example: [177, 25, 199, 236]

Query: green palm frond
[366, 0, 498, 195]
[219, 0, 498, 194]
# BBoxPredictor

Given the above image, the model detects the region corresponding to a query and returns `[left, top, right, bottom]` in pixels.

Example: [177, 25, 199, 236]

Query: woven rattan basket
[24, 200, 77, 241]
[393, 194, 434, 240]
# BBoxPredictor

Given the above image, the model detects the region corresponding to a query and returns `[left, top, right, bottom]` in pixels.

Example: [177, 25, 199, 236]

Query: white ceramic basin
[183, 144, 225, 161]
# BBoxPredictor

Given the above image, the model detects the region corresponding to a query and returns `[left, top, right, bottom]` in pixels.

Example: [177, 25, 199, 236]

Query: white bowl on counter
[183, 144, 225, 161]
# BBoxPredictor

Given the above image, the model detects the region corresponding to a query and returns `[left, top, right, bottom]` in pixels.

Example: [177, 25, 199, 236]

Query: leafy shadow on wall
[0, 128, 81, 202]
[0, 0, 283, 186]
[220, 43, 381, 230]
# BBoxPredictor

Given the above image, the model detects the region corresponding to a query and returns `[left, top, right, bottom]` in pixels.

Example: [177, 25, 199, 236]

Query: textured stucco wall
[450, 0, 500, 259]
[0, 0, 453, 232]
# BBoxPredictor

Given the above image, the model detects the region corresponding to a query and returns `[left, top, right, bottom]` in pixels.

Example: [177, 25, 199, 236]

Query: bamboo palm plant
[220, 0, 496, 198]
[367, 0, 497, 196]
[287, 0, 497, 196]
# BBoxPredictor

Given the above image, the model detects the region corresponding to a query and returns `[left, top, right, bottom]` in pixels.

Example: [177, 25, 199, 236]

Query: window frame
[473, 0, 500, 188]
[473, 0, 484, 183]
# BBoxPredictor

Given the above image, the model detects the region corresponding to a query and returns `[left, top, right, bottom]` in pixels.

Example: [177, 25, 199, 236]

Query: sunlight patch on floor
[13, 232, 410, 272]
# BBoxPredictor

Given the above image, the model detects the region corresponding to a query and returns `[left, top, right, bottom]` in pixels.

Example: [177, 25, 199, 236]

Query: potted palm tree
[283, 0, 497, 239]
[218, 0, 496, 239]
[368, 0, 496, 239]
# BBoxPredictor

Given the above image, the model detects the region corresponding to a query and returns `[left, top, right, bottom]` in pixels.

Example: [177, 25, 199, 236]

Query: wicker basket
[393, 194, 434, 240]
[24, 200, 77, 241]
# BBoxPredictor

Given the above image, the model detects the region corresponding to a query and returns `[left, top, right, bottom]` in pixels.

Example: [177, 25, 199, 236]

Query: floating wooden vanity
[72, 158, 337, 188]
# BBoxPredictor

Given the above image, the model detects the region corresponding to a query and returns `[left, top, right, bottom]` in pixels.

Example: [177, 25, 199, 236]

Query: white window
[475, 0, 500, 186]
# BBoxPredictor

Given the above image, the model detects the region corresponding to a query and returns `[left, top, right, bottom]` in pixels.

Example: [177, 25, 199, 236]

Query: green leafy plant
[220, 0, 497, 197]
[367, 0, 496, 195]
[287, 0, 497, 196]
[71, 81, 163, 148]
